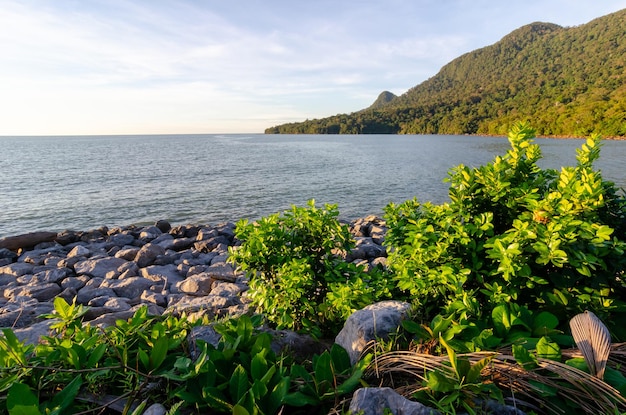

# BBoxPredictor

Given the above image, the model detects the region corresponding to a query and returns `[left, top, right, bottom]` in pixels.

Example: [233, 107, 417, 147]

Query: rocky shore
[0, 216, 388, 346]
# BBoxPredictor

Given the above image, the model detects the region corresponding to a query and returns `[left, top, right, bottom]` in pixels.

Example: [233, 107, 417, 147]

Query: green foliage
[285, 344, 370, 408]
[170, 315, 292, 415]
[0, 299, 367, 415]
[267, 10, 626, 137]
[228, 200, 394, 337]
[414, 336, 502, 414]
[385, 123, 626, 338]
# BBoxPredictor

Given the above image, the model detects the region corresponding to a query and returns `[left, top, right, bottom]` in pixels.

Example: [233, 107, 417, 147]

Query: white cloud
[1, 0, 625, 134]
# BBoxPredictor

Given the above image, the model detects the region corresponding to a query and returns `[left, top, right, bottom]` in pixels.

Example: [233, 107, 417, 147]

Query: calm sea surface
[1, 134, 625, 238]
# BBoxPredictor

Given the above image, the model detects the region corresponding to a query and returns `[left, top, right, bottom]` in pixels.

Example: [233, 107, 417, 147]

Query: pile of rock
[0, 216, 388, 345]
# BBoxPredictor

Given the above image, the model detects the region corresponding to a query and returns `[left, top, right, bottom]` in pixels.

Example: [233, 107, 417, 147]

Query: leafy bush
[229, 200, 394, 337]
[385, 123, 626, 338]
[0, 299, 367, 415]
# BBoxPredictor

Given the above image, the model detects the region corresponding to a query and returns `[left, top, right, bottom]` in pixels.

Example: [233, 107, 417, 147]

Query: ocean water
[1, 134, 625, 238]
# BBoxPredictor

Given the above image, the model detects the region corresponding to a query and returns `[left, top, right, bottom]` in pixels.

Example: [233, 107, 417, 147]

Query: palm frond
[569, 311, 612, 379]
[363, 348, 626, 415]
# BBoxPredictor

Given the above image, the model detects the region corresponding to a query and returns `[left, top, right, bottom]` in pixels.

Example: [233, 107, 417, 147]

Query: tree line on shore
[266, 9, 626, 138]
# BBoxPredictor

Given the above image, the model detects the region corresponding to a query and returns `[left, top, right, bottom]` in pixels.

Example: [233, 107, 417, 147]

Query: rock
[139, 265, 183, 288]
[0, 262, 35, 277]
[166, 294, 238, 319]
[74, 257, 129, 279]
[335, 300, 411, 365]
[89, 311, 136, 328]
[14, 283, 62, 302]
[13, 320, 57, 345]
[58, 287, 78, 303]
[143, 403, 167, 415]
[205, 262, 237, 282]
[177, 274, 215, 295]
[349, 387, 439, 415]
[139, 226, 163, 241]
[135, 243, 166, 268]
[103, 297, 132, 311]
[67, 245, 91, 258]
[61, 276, 89, 291]
[107, 233, 135, 247]
[76, 286, 117, 305]
[115, 247, 141, 261]
[102, 277, 156, 299]
[345, 237, 387, 262]
[0, 248, 18, 261]
[194, 235, 230, 253]
[0, 231, 58, 251]
[140, 290, 167, 307]
[155, 220, 171, 233]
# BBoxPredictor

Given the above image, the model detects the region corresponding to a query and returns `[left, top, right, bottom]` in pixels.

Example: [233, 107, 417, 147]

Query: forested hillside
[266, 9, 625, 137]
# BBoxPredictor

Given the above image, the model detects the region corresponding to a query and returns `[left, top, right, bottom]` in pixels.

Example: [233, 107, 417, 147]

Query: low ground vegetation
[1, 123, 626, 414]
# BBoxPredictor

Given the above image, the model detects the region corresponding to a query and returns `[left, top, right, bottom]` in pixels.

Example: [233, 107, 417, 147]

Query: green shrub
[385, 123, 626, 338]
[0, 299, 367, 415]
[228, 200, 394, 337]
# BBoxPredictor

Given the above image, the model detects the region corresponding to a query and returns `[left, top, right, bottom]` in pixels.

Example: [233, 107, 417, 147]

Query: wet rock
[155, 220, 171, 233]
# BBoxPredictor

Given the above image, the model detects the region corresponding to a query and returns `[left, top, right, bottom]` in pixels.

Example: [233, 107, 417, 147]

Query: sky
[1, 1, 625, 135]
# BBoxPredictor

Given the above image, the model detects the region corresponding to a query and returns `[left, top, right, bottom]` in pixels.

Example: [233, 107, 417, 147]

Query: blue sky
[1, 1, 625, 135]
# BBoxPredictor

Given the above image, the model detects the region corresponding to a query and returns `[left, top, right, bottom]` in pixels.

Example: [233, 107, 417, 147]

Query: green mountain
[266, 9, 626, 137]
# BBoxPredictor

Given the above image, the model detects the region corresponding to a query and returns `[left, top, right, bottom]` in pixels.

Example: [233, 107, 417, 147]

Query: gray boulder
[349, 387, 439, 415]
[335, 300, 411, 365]
[135, 243, 166, 268]
[74, 257, 128, 278]
[102, 277, 156, 299]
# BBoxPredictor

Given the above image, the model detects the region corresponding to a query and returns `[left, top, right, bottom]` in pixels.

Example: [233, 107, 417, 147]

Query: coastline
[0, 217, 387, 343]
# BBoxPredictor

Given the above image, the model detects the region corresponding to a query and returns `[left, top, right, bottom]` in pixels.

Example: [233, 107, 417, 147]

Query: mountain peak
[368, 91, 397, 110]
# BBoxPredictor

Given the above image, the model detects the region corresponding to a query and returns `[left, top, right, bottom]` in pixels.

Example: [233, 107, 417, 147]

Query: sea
[1, 134, 625, 238]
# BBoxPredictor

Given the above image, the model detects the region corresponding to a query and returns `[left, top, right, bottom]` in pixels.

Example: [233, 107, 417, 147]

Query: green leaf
[138, 348, 150, 370]
[53, 297, 71, 319]
[7, 383, 40, 415]
[329, 343, 352, 373]
[86, 343, 107, 367]
[512, 344, 538, 370]
[466, 355, 493, 384]
[531, 311, 559, 337]
[229, 365, 249, 403]
[150, 336, 169, 370]
[250, 353, 268, 381]
[268, 376, 290, 414]
[438, 335, 458, 377]
[426, 371, 456, 393]
[47, 376, 82, 415]
[313, 351, 334, 390]
[536, 336, 561, 361]
[283, 391, 321, 407]
[232, 404, 250, 415]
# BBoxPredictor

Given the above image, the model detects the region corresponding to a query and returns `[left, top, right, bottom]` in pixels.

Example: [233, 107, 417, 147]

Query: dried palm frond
[362, 348, 626, 415]
[569, 311, 612, 379]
